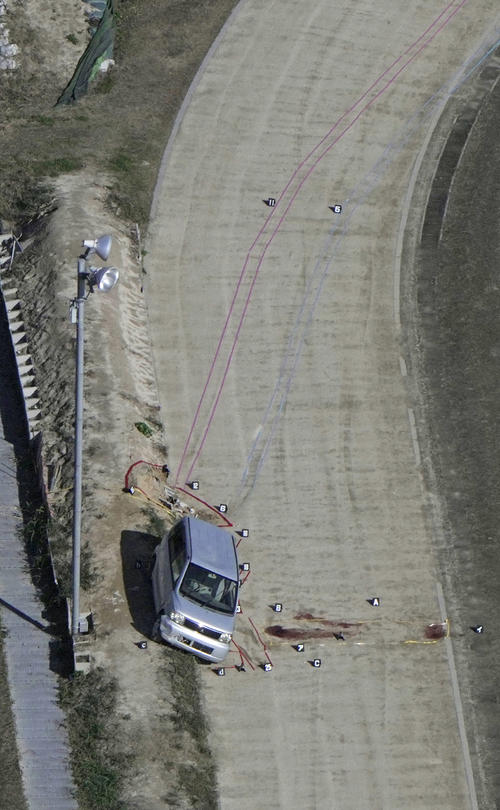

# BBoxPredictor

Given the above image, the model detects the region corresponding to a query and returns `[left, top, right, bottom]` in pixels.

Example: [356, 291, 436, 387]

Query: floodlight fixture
[82, 234, 112, 260]
[89, 266, 119, 292]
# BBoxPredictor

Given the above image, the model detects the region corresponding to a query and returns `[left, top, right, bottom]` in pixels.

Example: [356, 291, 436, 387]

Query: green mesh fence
[56, 0, 115, 105]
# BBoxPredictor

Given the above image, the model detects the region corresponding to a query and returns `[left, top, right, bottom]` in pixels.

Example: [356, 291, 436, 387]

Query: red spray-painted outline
[248, 616, 273, 667]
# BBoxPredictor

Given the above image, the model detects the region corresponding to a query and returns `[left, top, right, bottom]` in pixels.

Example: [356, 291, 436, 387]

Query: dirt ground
[4, 1, 500, 809]
[143, 2, 500, 809]
[0, 0, 239, 808]
[403, 71, 500, 809]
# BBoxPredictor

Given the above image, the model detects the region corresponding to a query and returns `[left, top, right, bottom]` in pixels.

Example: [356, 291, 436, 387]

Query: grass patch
[1, 174, 55, 225]
[48, 515, 99, 598]
[19, 498, 98, 601]
[167, 652, 218, 809]
[0, 618, 28, 810]
[135, 420, 154, 438]
[143, 505, 169, 539]
[59, 668, 126, 810]
[33, 114, 56, 126]
[0, 0, 240, 230]
[109, 149, 134, 174]
[94, 71, 116, 95]
[21, 503, 54, 582]
[34, 156, 84, 177]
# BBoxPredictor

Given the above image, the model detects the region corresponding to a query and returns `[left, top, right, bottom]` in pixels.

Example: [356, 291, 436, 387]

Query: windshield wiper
[205, 598, 233, 613]
[181, 590, 207, 606]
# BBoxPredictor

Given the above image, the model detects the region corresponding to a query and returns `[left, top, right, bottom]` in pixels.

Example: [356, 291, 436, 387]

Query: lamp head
[88, 266, 119, 292]
[82, 234, 112, 261]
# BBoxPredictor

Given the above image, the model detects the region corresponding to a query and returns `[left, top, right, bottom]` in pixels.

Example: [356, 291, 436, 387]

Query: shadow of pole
[0, 595, 52, 634]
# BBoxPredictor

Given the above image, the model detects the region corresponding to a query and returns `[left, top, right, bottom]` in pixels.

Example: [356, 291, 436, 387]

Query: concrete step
[5, 298, 21, 311]
[15, 354, 33, 366]
[14, 351, 32, 362]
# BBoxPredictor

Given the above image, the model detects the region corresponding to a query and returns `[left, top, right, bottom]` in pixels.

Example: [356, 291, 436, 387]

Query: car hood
[173, 590, 236, 633]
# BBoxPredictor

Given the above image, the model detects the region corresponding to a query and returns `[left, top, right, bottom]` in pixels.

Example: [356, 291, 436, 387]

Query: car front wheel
[151, 612, 164, 642]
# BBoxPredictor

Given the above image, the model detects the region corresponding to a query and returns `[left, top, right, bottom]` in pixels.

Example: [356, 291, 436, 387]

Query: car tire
[151, 611, 164, 642]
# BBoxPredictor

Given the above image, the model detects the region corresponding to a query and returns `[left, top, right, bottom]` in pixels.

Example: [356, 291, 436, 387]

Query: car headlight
[219, 632, 232, 644]
[169, 610, 185, 625]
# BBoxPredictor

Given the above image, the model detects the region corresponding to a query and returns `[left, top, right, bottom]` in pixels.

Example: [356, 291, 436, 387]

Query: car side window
[169, 526, 186, 584]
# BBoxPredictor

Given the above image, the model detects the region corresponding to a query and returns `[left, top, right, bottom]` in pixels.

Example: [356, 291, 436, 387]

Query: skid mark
[238, 25, 500, 500]
[175, 1, 472, 485]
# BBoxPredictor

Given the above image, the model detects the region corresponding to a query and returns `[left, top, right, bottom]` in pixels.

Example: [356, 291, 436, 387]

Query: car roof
[183, 517, 238, 580]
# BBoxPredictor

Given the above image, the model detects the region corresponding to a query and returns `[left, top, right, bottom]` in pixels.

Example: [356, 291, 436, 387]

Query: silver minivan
[151, 516, 239, 662]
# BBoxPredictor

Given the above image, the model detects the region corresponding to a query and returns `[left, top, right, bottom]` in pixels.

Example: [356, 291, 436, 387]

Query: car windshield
[180, 563, 237, 614]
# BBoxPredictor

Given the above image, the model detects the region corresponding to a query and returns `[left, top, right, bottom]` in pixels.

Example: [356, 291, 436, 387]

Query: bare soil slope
[1, 0, 239, 807]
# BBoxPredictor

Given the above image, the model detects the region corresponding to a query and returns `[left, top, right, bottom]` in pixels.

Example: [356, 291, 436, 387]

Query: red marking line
[175, 0, 469, 484]
[235, 534, 249, 549]
[124, 462, 234, 526]
[231, 638, 255, 671]
[124, 459, 164, 490]
[248, 616, 273, 666]
[176, 486, 234, 527]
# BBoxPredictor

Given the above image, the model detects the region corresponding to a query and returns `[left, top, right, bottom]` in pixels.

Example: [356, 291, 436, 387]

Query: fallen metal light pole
[71, 235, 119, 636]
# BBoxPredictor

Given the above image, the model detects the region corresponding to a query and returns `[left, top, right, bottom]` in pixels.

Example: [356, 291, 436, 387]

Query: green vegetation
[23, 503, 49, 556]
[167, 653, 219, 809]
[94, 71, 116, 94]
[19, 501, 98, 598]
[48, 515, 98, 597]
[59, 668, 126, 810]
[135, 420, 154, 438]
[0, 0, 239, 231]
[109, 149, 133, 174]
[143, 505, 169, 539]
[0, 618, 29, 810]
[33, 114, 56, 126]
[59, 652, 218, 810]
[33, 157, 84, 177]
[0, 173, 54, 225]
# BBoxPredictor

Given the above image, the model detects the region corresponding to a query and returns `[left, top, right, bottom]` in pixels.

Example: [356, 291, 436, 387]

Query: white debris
[98, 57, 115, 73]
[0, 42, 18, 56]
[0, 1, 18, 70]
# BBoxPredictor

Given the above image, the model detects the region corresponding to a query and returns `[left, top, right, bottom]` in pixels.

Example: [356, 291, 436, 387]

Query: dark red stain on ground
[266, 625, 333, 640]
[266, 614, 363, 640]
[424, 622, 447, 639]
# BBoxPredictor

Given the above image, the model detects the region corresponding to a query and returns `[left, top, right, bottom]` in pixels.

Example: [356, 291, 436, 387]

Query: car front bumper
[160, 617, 230, 663]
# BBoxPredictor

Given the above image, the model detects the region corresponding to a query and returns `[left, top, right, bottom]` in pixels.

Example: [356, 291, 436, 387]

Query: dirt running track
[145, 2, 500, 808]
